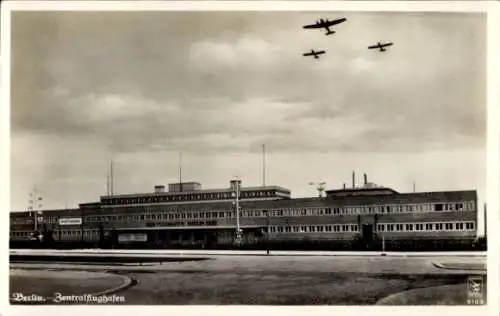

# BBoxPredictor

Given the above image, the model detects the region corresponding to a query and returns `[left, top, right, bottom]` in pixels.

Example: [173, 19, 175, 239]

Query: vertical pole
[382, 235, 385, 253]
[32, 188, 38, 232]
[236, 179, 240, 238]
[262, 144, 266, 187]
[179, 152, 183, 192]
[81, 208, 84, 247]
[110, 160, 114, 195]
[106, 174, 110, 196]
[266, 211, 270, 255]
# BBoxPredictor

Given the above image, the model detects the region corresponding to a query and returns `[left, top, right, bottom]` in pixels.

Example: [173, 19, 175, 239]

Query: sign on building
[118, 233, 147, 243]
[58, 217, 82, 226]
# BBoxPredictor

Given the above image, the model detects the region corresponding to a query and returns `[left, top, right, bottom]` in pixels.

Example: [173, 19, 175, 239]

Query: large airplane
[303, 49, 326, 59]
[303, 18, 347, 35]
[368, 41, 394, 52]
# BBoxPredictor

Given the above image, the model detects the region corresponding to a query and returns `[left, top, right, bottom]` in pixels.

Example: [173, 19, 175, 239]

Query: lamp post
[28, 188, 43, 240]
[80, 208, 85, 247]
[231, 178, 242, 246]
[263, 210, 270, 255]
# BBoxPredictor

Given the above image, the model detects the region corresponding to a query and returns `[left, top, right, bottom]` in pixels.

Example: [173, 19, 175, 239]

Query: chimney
[352, 170, 355, 188]
[364, 173, 367, 185]
[343, 183, 346, 190]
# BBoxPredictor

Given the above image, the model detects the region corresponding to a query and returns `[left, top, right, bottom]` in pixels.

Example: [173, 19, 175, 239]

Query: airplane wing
[381, 43, 394, 47]
[325, 18, 347, 26]
[303, 52, 313, 56]
[316, 50, 326, 55]
[367, 45, 378, 49]
[303, 23, 320, 29]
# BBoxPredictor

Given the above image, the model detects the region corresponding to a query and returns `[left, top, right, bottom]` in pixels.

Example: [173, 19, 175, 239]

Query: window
[455, 222, 464, 230]
[387, 224, 394, 231]
[317, 225, 324, 232]
[325, 225, 332, 232]
[405, 224, 413, 231]
[377, 224, 385, 231]
[445, 223, 453, 230]
[333, 225, 340, 232]
[466, 222, 475, 230]
[342, 225, 349, 232]
[396, 224, 404, 231]
[351, 225, 358, 232]
[425, 223, 433, 230]
[435, 204, 443, 211]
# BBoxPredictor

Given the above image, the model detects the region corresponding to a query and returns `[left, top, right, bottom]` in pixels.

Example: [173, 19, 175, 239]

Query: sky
[10, 11, 487, 233]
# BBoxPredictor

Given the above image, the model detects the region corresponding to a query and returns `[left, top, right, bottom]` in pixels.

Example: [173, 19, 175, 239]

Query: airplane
[368, 41, 394, 52]
[303, 18, 347, 35]
[303, 49, 326, 59]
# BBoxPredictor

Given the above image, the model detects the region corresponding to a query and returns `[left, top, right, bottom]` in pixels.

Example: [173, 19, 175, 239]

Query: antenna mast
[179, 152, 183, 192]
[262, 144, 266, 187]
[106, 174, 110, 196]
[110, 159, 114, 195]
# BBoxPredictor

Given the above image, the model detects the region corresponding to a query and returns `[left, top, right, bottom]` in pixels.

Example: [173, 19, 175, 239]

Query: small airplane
[303, 18, 347, 35]
[368, 41, 394, 52]
[303, 49, 326, 59]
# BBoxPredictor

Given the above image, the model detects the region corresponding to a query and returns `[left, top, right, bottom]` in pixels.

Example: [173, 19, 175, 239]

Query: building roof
[99, 185, 291, 200]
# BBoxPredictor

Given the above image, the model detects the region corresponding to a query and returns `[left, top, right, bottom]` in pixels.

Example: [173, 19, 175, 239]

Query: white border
[1, 1, 498, 316]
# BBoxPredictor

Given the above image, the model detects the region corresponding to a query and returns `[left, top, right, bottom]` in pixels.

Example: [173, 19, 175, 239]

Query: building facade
[9, 179, 480, 251]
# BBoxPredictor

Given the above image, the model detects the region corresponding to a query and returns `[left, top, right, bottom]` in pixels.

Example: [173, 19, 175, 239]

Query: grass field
[118, 270, 471, 305]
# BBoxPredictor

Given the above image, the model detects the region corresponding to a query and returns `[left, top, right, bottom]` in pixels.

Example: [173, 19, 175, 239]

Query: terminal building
[9, 173, 482, 251]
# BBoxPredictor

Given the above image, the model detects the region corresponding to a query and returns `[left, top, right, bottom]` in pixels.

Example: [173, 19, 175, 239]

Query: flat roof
[100, 185, 291, 200]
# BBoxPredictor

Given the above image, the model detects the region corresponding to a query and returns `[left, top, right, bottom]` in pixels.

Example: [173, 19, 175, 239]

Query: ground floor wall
[10, 230, 486, 252]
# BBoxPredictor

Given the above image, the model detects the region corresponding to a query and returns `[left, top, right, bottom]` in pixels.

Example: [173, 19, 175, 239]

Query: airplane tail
[325, 30, 335, 35]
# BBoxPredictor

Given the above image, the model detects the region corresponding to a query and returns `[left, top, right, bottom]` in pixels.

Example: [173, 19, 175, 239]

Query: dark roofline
[325, 187, 399, 194]
[100, 185, 291, 200]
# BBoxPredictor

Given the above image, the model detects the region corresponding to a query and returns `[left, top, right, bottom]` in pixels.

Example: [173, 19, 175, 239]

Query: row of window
[10, 221, 476, 238]
[101, 190, 278, 205]
[270, 221, 476, 233]
[10, 230, 104, 238]
[22, 202, 475, 223]
[12, 202, 476, 226]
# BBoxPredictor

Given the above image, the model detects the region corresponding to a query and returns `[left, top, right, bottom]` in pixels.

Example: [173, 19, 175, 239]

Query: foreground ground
[9, 254, 486, 305]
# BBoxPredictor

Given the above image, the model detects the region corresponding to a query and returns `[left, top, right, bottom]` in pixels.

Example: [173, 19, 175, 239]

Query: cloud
[190, 36, 283, 69]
